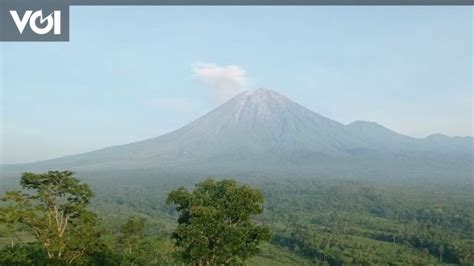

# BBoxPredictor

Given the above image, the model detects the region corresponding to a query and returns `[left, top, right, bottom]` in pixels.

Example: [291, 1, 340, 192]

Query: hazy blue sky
[1, 6, 472, 164]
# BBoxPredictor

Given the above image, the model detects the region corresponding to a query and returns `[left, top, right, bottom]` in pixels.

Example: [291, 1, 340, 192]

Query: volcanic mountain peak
[2, 88, 471, 182]
[234, 88, 287, 103]
[230, 89, 289, 121]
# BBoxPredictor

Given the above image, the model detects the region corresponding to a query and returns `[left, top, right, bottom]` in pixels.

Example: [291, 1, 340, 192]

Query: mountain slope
[2, 89, 472, 180]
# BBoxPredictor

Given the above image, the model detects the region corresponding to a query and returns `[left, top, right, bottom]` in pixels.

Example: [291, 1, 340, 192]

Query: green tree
[0, 170, 101, 265]
[167, 178, 271, 265]
[118, 215, 146, 264]
[0, 243, 47, 265]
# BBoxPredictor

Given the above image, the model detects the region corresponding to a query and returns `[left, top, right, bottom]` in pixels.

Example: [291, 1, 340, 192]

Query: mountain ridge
[1, 89, 472, 181]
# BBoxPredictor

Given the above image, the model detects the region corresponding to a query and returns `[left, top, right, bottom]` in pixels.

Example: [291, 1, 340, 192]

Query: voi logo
[9, 10, 61, 35]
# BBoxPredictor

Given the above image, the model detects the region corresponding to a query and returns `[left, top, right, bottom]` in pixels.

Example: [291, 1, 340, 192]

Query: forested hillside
[1, 171, 472, 265]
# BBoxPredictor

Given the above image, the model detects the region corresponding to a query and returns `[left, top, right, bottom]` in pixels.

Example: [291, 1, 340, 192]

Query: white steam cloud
[192, 62, 248, 102]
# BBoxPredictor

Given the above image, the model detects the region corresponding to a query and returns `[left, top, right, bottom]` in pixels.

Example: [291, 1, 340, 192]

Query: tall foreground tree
[0, 171, 101, 264]
[167, 178, 271, 265]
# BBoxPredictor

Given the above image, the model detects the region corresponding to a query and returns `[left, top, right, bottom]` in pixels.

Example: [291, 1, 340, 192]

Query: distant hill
[2, 89, 472, 181]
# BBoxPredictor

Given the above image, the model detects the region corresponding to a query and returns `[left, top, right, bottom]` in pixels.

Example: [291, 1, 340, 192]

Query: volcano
[2, 89, 472, 180]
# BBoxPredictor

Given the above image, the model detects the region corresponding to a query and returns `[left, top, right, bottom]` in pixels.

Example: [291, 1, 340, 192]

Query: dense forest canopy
[1, 170, 473, 265]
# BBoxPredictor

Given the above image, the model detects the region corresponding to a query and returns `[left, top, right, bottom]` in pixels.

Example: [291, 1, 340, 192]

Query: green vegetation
[167, 178, 271, 265]
[1, 171, 473, 265]
[0, 172, 273, 265]
[261, 180, 473, 265]
[0, 171, 100, 264]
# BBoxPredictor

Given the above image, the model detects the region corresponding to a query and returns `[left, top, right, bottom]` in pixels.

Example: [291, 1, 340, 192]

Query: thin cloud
[192, 62, 248, 102]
